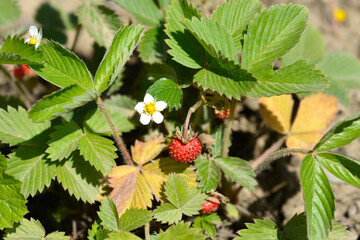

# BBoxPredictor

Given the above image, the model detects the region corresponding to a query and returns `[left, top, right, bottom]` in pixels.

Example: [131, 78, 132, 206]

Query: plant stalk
[183, 100, 202, 140]
[254, 148, 311, 174]
[145, 223, 150, 240]
[221, 99, 236, 157]
[96, 96, 133, 166]
[71, 24, 82, 52]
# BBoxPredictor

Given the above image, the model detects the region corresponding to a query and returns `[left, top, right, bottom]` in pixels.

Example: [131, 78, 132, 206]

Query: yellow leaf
[131, 136, 166, 165]
[286, 132, 323, 150]
[258, 95, 293, 134]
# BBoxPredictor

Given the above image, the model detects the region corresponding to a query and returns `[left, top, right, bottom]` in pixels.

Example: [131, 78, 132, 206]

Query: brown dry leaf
[131, 136, 166, 165]
[287, 93, 338, 150]
[109, 140, 197, 216]
[258, 95, 294, 134]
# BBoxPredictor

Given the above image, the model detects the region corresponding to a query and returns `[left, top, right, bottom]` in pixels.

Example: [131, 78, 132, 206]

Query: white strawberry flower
[134, 93, 167, 125]
[25, 26, 43, 49]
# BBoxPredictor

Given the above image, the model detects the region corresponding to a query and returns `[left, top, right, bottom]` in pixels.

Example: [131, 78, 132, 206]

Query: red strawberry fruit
[12, 65, 32, 80]
[169, 137, 202, 163]
[201, 196, 220, 214]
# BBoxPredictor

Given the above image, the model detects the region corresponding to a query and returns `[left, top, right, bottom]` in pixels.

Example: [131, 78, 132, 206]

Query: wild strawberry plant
[0, 0, 360, 239]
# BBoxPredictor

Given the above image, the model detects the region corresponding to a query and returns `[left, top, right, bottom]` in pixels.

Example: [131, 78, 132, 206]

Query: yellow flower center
[29, 37, 38, 45]
[144, 102, 156, 115]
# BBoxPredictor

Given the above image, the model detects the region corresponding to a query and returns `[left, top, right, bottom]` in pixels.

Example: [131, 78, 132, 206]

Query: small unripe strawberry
[201, 196, 220, 214]
[169, 137, 202, 163]
[12, 65, 32, 80]
[213, 107, 231, 119]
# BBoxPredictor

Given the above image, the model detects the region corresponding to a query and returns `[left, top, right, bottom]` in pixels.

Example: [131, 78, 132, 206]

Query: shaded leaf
[0, 0, 20, 27]
[193, 213, 221, 239]
[119, 208, 153, 231]
[139, 26, 167, 64]
[300, 154, 335, 240]
[94, 25, 144, 93]
[242, 4, 308, 72]
[98, 197, 120, 232]
[214, 157, 256, 190]
[157, 222, 206, 240]
[146, 77, 182, 110]
[88, 219, 111, 240]
[235, 218, 280, 240]
[194, 155, 220, 192]
[79, 133, 117, 175]
[283, 213, 307, 240]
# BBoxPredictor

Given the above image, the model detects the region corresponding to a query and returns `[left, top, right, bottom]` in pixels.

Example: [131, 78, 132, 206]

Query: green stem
[145, 223, 150, 240]
[221, 99, 236, 157]
[255, 148, 311, 174]
[96, 97, 133, 166]
[0, 65, 33, 109]
[71, 24, 82, 52]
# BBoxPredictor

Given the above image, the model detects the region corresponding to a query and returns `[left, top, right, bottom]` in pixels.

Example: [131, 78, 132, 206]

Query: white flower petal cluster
[25, 26, 43, 49]
[134, 93, 167, 125]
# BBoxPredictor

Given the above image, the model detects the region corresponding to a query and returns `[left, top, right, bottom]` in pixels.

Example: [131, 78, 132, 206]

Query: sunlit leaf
[195, 155, 220, 193]
[235, 218, 280, 240]
[146, 78, 183, 110]
[131, 136, 166, 165]
[328, 222, 350, 240]
[157, 222, 206, 240]
[98, 196, 120, 232]
[119, 208, 153, 231]
[106, 230, 142, 240]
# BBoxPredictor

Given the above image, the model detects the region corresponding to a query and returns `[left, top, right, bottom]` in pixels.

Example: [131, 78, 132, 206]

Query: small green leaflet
[139, 26, 167, 64]
[235, 218, 280, 240]
[94, 25, 144, 93]
[98, 197, 120, 232]
[157, 222, 206, 240]
[313, 111, 360, 151]
[0, 154, 27, 230]
[242, 4, 308, 72]
[300, 154, 334, 240]
[328, 222, 350, 240]
[146, 77, 182, 110]
[30, 40, 93, 90]
[154, 174, 206, 224]
[195, 155, 220, 193]
[88, 219, 111, 240]
[193, 213, 221, 239]
[118, 208, 153, 231]
[77, 4, 122, 47]
[4, 218, 69, 240]
[283, 213, 307, 240]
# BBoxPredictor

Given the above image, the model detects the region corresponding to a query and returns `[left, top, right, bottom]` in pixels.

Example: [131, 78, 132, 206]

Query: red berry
[201, 196, 220, 214]
[169, 137, 202, 163]
[12, 65, 32, 80]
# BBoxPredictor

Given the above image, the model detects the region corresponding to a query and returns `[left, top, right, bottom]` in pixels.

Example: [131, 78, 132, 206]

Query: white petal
[140, 113, 151, 125]
[134, 102, 145, 114]
[155, 101, 167, 111]
[29, 26, 38, 37]
[35, 42, 41, 49]
[152, 112, 164, 124]
[143, 93, 154, 104]
[25, 38, 30, 43]
[38, 28, 43, 40]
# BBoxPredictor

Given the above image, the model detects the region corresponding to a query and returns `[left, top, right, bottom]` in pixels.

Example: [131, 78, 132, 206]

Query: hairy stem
[96, 97, 133, 165]
[183, 100, 202, 140]
[255, 148, 311, 174]
[0, 65, 33, 109]
[221, 99, 236, 157]
[251, 136, 287, 170]
[145, 223, 150, 240]
[71, 24, 82, 52]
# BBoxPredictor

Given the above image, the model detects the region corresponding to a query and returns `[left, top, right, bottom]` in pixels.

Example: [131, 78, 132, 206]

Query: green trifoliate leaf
[46, 120, 83, 161]
[193, 213, 221, 239]
[29, 84, 97, 123]
[0, 35, 43, 64]
[30, 40, 93, 90]
[0, 106, 50, 146]
[316, 153, 360, 188]
[283, 213, 307, 240]
[4, 218, 69, 240]
[139, 26, 167, 64]
[157, 222, 206, 240]
[211, 0, 262, 52]
[183, 17, 238, 63]
[88, 219, 111, 240]
[119, 208, 153, 231]
[7, 146, 55, 197]
[77, 4, 122, 47]
[98, 197, 120, 232]
[242, 4, 308, 72]
[235, 218, 280, 240]
[247, 60, 329, 97]
[0, 154, 27, 230]
[113, 0, 162, 27]
[313, 111, 360, 151]
[146, 77, 182, 110]
[154, 174, 206, 224]
[317, 52, 360, 106]
[193, 57, 257, 99]
[79, 133, 117, 175]
[0, 0, 20, 27]
[214, 157, 256, 190]
[328, 222, 350, 240]
[84, 108, 134, 136]
[94, 25, 144, 93]
[55, 153, 102, 203]
[300, 154, 335, 240]
[165, 0, 204, 69]
[281, 24, 325, 66]
[194, 155, 220, 193]
[106, 231, 142, 240]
